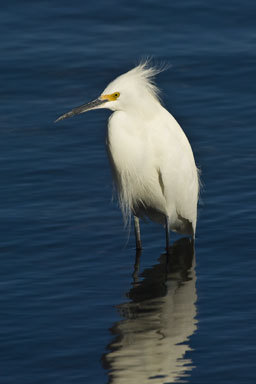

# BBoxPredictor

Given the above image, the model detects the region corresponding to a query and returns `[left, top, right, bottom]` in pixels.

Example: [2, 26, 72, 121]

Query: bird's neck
[122, 97, 162, 121]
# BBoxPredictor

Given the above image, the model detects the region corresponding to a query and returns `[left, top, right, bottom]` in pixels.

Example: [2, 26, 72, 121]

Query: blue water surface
[1, 1, 256, 383]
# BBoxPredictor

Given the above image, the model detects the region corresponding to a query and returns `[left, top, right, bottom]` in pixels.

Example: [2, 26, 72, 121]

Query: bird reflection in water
[102, 238, 198, 383]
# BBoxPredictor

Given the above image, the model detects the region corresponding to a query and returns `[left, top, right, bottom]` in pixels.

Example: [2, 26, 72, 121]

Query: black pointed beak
[55, 98, 108, 123]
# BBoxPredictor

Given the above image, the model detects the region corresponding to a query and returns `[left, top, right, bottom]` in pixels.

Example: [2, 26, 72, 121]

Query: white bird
[55, 62, 199, 251]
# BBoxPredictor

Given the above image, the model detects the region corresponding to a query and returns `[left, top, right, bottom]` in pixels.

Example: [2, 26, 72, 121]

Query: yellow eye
[112, 92, 120, 99]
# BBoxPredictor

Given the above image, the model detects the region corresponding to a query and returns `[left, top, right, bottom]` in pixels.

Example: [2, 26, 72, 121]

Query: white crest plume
[125, 59, 165, 101]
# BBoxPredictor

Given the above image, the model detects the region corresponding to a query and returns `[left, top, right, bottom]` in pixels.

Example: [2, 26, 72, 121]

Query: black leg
[132, 249, 142, 283]
[165, 216, 170, 254]
[134, 216, 142, 250]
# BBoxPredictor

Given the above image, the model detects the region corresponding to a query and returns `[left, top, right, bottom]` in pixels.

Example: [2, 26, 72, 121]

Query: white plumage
[56, 61, 199, 250]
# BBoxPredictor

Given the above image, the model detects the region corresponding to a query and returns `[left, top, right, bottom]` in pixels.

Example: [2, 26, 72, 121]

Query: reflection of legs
[134, 216, 142, 250]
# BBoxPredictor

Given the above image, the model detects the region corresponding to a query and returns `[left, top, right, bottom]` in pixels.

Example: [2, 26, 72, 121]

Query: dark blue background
[1, 1, 256, 383]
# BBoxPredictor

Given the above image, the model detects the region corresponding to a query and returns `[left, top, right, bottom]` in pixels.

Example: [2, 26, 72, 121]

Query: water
[1, 1, 256, 383]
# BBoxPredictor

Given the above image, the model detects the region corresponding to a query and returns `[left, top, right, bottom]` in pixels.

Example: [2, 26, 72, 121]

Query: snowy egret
[55, 62, 199, 251]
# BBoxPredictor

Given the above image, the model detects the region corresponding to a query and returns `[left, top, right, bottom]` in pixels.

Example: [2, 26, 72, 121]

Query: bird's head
[55, 61, 163, 123]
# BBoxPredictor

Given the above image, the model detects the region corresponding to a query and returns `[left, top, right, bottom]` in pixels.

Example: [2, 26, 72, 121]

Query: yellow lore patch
[100, 92, 120, 101]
